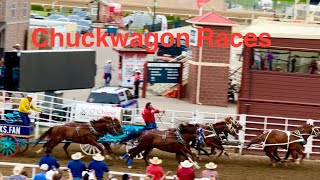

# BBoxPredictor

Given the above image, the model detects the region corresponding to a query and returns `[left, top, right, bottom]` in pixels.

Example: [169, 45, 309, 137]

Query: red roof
[187, 11, 236, 26]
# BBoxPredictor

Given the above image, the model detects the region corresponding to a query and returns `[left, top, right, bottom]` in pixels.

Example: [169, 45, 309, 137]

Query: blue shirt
[104, 64, 112, 74]
[88, 160, 109, 178]
[38, 155, 60, 170]
[33, 172, 46, 180]
[68, 160, 87, 178]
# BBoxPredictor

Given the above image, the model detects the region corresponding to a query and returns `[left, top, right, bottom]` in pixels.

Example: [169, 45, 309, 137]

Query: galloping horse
[120, 123, 201, 168]
[246, 123, 320, 166]
[193, 116, 243, 158]
[34, 116, 123, 158]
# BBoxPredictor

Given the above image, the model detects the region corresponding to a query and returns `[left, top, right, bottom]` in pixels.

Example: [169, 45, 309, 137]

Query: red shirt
[146, 164, 164, 180]
[142, 107, 160, 123]
[177, 167, 195, 180]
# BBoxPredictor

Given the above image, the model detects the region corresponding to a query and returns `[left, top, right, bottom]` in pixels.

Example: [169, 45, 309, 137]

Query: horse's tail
[246, 131, 269, 149]
[33, 127, 54, 147]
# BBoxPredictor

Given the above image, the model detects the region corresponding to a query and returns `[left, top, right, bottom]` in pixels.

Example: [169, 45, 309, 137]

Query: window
[87, 93, 120, 104]
[125, 90, 133, 100]
[251, 48, 320, 75]
[11, 1, 16, 18]
[23, 0, 27, 17]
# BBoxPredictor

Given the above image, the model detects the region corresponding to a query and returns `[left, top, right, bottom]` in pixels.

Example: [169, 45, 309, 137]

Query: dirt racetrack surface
[0, 143, 320, 180]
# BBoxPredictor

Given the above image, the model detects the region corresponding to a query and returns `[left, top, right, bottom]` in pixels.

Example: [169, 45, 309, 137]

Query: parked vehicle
[77, 20, 93, 34]
[87, 86, 139, 121]
[68, 15, 80, 22]
[46, 14, 65, 21]
[56, 18, 70, 22]
[30, 13, 45, 20]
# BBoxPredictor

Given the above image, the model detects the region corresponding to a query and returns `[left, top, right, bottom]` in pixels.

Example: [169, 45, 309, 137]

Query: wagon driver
[142, 102, 165, 129]
[18, 93, 42, 126]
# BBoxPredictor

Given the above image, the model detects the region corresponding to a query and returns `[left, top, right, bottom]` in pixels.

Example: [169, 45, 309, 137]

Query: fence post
[132, 107, 136, 125]
[238, 114, 246, 155]
[32, 167, 36, 178]
[171, 111, 175, 128]
[35, 122, 39, 139]
[305, 119, 314, 159]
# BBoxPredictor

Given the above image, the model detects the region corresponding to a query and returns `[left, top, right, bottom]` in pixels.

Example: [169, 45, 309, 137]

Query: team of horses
[33, 115, 320, 168]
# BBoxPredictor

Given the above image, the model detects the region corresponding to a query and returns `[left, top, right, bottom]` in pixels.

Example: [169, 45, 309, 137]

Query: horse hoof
[272, 163, 276, 167]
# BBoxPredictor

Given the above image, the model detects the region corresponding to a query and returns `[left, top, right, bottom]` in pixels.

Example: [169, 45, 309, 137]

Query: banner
[74, 103, 123, 123]
[196, 0, 210, 8]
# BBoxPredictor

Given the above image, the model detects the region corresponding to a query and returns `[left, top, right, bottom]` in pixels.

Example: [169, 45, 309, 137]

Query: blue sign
[147, 62, 181, 83]
[0, 124, 34, 136]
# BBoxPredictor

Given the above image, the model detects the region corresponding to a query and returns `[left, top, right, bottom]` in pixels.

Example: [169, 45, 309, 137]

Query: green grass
[31, 10, 49, 16]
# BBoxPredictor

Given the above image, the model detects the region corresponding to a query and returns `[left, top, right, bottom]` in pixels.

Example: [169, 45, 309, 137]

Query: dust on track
[0, 144, 319, 180]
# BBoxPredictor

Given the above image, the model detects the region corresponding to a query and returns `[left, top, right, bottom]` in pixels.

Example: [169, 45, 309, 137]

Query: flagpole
[199, 6, 203, 15]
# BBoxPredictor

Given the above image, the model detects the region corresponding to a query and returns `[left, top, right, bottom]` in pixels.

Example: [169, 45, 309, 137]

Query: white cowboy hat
[106, 60, 112, 63]
[135, 70, 141, 73]
[180, 160, 193, 168]
[26, 93, 33, 98]
[92, 153, 105, 161]
[205, 162, 217, 169]
[40, 164, 49, 171]
[13, 165, 24, 175]
[149, 157, 162, 165]
[45, 170, 56, 180]
[71, 152, 84, 160]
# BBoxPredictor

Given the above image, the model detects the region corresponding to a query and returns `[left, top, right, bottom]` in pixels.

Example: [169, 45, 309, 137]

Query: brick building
[0, 0, 30, 52]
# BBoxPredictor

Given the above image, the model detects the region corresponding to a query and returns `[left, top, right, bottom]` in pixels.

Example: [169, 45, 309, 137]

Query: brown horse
[194, 116, 243, 158]
[120, 123, 200, 169]
[34, 116, 123, 158]
[246, 124, 320, 166]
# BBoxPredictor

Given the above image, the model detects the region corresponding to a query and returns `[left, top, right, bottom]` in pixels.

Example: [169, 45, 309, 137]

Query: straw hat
[149, 157, 162, 165]
[40, 164, 49, 171]
[93, 153, 105, 161]
[180, 160, 193, 168]
[205, 162, 217, 169]
[71, 152, 84, 160]
[13, 165, 24, 175]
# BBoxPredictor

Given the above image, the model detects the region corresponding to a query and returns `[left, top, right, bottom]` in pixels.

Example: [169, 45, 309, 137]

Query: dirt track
[0, 143, 319, 180]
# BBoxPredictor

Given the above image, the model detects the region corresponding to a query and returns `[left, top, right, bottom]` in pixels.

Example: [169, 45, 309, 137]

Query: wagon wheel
[0, 134, 19, 157]
[125, 140, 144, 160]
[80, 144, 101, 155]
[17, 138, 29, 154]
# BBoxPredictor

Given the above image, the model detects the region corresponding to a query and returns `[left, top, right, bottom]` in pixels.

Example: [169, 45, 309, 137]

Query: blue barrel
[106, 26, 118, 36]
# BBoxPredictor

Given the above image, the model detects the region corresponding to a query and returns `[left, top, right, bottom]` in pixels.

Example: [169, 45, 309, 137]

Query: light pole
[52, 1, 58, 13]
[152, 0, 157, 32]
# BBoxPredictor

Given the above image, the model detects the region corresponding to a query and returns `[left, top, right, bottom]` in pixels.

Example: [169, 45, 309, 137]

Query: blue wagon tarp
[98, 125, 149, 143]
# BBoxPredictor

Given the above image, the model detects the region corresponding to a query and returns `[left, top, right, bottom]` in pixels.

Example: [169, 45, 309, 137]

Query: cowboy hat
[135, 70, 141, 73]
[13, 165, 24, 175]
[149, 157, 162, 165]
[71, 152, 84, 160]
[106, 60, 112, 63]
[45, 170, 56, 180]
[93, 153, 105, 161]
[40, 164, 49, 171]
[205, 162, 217, 169]
[26, 93, 34, 98]
[180, 160, 193, 168]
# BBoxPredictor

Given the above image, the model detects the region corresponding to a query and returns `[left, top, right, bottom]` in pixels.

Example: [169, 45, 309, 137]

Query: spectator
[309, 59, 318, 74]
[82, 170, 96, 180]
[104, 60, 114, 86]
[88, 153, 110, 180]
[39, 149, 60, 171]
[7, 165, 27, 180]
[176, 160, 195, 180]
[68, 152, 87, 180]
[33, 164, 49, 180]
[142, 102, 164, 130]
[253, 51, 262, 70]
[122, 174, 132, 180]
[201, 162, 218, 180]
[266, 50, 273, 71]
[12, 44, 21, 57]
[146, 157, 164, 180]
[133, 70, 141, 98]
[45, 167, 62, 180]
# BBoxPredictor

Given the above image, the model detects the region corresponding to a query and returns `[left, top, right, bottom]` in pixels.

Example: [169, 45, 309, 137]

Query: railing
[0, 162, 202, 180]
[1, 90, 320, 159]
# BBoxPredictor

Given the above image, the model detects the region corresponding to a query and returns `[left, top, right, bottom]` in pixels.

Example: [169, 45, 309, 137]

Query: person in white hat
[8, 165, 27, 179]
[33, 164, 49, 180]
[17, 93, 41, 126]
[176, 160, 195, 180]
[88, 154, 110, 180]
[67, 152, 87, 180]
[104, 60, 114, 86]
[133, 69, 142, 98]
[146, 157, 164, 180]
[201, 162, 218, 180]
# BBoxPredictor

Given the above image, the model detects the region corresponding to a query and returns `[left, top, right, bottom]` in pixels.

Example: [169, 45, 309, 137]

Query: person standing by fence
[18, 94, 42, 126]
[104, 60, 114, 86]
[67, 152, 87, 180]
[133, 70, 141, 98]
[142, 102, 164, 129]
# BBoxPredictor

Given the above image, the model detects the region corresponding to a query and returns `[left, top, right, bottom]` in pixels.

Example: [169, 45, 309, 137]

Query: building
[0, 0, 30, 52]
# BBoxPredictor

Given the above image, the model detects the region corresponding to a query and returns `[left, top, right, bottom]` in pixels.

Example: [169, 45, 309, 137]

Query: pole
[97, 0, 100, 22]
[305, 0, 311, 23]
[177, 62, 183, 99]
[152, 0, 157, 32]
[142, 61, 148, 98]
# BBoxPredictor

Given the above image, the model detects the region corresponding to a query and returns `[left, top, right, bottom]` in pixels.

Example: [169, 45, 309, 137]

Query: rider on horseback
[142, 102, 164, 129]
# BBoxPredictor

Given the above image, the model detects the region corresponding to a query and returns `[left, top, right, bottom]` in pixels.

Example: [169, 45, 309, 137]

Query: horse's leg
[296, 146, 306, 165]
[264, 146, 278, 167]
[63, 142, 71, 157]
[102, 143, 113, 160]
[141, 148, 153, 166]
[182, 147, 200, 169]
[36, 139, 51, 153]
[273, 147, 281, 162]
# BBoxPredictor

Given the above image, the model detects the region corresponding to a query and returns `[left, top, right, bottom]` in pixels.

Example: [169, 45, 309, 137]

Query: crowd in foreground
[0, 149, 219, 180]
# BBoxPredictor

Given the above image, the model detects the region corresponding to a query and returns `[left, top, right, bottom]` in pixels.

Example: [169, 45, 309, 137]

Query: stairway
[148, 53, 190, 96]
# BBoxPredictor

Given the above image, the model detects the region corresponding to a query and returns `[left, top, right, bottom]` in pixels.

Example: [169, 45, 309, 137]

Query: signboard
[147, 62, 182, 83]
[74, 103, 123, 123]
[121, 54, 147, 87]
[190, 27, 198, 46]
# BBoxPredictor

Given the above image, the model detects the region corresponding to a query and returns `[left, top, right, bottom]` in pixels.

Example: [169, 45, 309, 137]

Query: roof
[91, 86, 128, 94]
[241, 19, 320, 39]
[186, 11, 236, 26]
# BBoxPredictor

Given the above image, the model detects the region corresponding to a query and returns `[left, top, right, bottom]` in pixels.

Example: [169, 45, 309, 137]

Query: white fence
[1, 90, 320, 159]
[0, 161, 199, 180]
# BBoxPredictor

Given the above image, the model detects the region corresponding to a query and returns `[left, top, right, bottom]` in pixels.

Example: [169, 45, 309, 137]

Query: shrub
[31, 4, 44, 11]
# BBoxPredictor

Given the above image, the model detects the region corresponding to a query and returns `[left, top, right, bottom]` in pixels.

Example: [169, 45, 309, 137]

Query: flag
[196, 0, 210, 9]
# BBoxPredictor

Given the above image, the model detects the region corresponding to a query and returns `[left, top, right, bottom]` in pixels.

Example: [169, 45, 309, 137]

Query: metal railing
[1, 90, 320, 159]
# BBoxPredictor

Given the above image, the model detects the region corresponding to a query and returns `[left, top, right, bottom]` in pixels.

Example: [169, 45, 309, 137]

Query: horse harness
[161, 128, 186, 145]
[73, 120, 117, 138]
